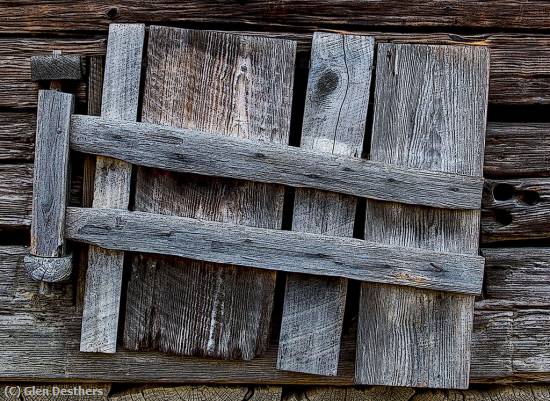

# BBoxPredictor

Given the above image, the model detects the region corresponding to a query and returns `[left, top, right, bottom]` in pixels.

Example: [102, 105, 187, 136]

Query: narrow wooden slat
[80, 23, 144, 353]
[277, 33, 374, 376]
[356, 44, 490, 388]
[65, 207, 484, 295]
[26, 90, 74, 284]
[69, 115, 483, 210]
[122, 27, 296, 360]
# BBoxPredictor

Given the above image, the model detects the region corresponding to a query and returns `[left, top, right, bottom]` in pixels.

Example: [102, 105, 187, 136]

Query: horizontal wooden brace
[65, 207, 484, 295]
[30, 54, 83, 81]
[69, 115, 484, 210]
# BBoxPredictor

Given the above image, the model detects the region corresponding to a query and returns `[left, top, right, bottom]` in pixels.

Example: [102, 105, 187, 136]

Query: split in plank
[356, 44, 489, 389]
[65, 207, 485, 295]
[70, 114, 484, 210]
[80, 23, 144, 353]
[277, 32, 374, 376]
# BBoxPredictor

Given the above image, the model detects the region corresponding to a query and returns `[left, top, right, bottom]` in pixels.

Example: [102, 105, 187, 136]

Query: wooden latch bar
[24, 90, 74, 283]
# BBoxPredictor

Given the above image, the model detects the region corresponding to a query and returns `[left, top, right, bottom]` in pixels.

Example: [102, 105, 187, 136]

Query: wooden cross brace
[25, 89, 485, 294]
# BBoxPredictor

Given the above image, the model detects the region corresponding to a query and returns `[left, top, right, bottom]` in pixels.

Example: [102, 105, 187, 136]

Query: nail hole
[494, 209, 513, 226]
[107, 7, 119, 19]
[492, 183, 515, 201]
[518, 190, 540, 206]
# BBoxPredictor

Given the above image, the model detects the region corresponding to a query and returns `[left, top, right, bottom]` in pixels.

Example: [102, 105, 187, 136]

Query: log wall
[1, 1, 550, 398]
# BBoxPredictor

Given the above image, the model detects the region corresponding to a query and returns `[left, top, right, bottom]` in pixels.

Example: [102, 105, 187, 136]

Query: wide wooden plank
[123, 27, 296, 360]
[65, 207, 484, 295]
[482, 178, 550, 243]
[485, 123, 550, 178]
[70, 115, 483, 210]
[80, 23, 144, 353]
[356, 44, 489, 388]
[2, 1, 550, 32]
[277, 32, 373, 376]
[29, 90, 74, 259]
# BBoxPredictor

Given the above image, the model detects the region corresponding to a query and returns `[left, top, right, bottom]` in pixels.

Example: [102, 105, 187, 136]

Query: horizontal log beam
[70, 115, 483, 210]
[1, 1, 550, 32]
[65, 207, 484, 295]
[0, 33, 549, 107]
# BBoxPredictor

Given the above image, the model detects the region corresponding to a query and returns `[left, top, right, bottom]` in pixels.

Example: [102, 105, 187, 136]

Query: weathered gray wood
[76, 55, 104, 310]
[70, 114, 482, 210]
[28, 90, 74, 258]
[277, 33, 374, 376]
[80, 23, 144, 353]
[485, 123, 550, 177]
[0, 164, 33, 227]
[283, 387, 415, 401]
[413, 385, 550, 401]
[30, 54, 83, 81]
[356, 44, 490, 388]
[123, 27, 295, 359]
[24, 254, 72, 282]
[0, 113, 35, 161]
[482, 248, 550, 307]
[0, 243, 547, 387]
[65, 207, 484, 295]
[482, 178, 550, 243]
[110, 386, 281, 401]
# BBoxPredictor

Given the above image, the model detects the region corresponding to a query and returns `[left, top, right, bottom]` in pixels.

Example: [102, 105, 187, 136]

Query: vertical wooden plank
[80, 24, 144, 353]
[277, 33, 373, 376]
[76, 55, 104, 309]
[29, 90, 74, 258]
[123, 27, 296, 359]
[355, 44, 489, 388]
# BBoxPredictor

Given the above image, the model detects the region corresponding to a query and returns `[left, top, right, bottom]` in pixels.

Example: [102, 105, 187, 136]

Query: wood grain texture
[123, 26, 296, 360]
[0, 113, 35, 161]
[277, 32, 373, 376]
[0, 164, 33, 227]
[70, 114, 483, 209]
[30, 54, 83, 81]
[24, 254, 72, 282]
[110, 386, 281, 401]
[0, 246, 547, 387]
[65, 207, 484, 295]
[0, 32, 547, 107]
[80, 23, 144, 353]
[356, 44, 489, 388]
[482, 248, 550, 307]
[485, 123, 550, 178]
[2, 1, 550, 32]
[0, 37, 104, 109]
[29, 90, 74, 259]
[413, 385, 550, 401]
[283, 387, 415, 401]
[482, 178, 550, 243]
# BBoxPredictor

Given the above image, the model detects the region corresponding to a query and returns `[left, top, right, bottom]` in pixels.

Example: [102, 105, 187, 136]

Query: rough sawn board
[123, 26, 296, 359]
[277, 32, 374, 375]
[355, 44, 489, 388]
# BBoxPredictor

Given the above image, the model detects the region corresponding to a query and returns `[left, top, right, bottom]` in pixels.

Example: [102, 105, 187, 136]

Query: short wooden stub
[24, 89, 74, 283]
[30, 54, 83, 81]
[355, 44, 490, 389]
[80, 23, 145, 354]
[277, 32, 374, 376]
